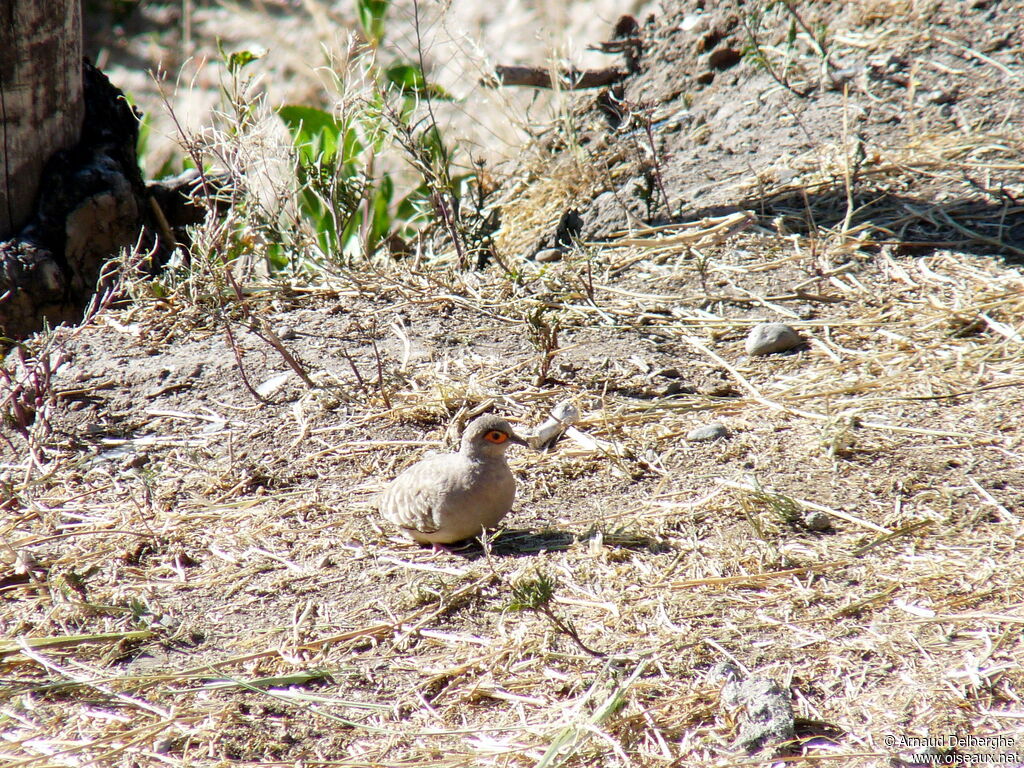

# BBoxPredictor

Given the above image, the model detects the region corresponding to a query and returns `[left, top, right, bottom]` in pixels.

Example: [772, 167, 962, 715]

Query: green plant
[356, 0, 391, 45]
[274, 0, 499, 270]
[524, 306, 562, 386]
[509, 571, 605, 658]
[626, 101, 672, 218]
[0, 340, 64, 466]
[219, 41, 267, 132]
[277, 103, 393, 265]
[739, 486, 804, 536]
[741, 1, 833, 97]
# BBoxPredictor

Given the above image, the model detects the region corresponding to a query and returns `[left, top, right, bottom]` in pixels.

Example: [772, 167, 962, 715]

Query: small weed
[821, 413, 859, 461]
[274, 0, 497, 270]
[128, 596, 152, 626]
[636, 103, 672, 217]
[277, 102, 396, 267]
[0, 338, 65, 467]
[508, 570, 557, 612]
[508, 570, 605, 658]
[412, 576, 452, 607]
[741, 1, 833, 97]
[691, 246, 712, 293]
[739, 486, 803, 533]
[524, 307, 561, 386]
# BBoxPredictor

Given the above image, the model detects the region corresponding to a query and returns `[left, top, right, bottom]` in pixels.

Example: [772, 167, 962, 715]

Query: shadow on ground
[448, 527, 671, 559]
[680, 185, 1024, 263]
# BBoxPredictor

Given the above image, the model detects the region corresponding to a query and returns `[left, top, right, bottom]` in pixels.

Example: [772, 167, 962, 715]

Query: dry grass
[3, 182, 1022, 764]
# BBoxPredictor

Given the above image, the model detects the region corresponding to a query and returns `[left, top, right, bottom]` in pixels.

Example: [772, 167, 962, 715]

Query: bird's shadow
[446, 527, 671, 559]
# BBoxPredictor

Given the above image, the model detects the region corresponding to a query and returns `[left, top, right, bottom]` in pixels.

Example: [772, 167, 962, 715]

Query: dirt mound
[509, 0, 1024, 254]
[3, 3, 1024, 766]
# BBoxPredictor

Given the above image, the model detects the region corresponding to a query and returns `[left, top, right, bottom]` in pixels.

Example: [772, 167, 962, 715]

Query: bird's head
[460, 414, 528, 458]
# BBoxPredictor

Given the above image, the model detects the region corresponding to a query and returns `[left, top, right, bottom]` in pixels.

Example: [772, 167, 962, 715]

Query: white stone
[687, 422, 729, 442]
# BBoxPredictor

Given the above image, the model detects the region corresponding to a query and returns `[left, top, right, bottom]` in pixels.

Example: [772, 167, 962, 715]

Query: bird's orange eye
[484, 430, 508, 444]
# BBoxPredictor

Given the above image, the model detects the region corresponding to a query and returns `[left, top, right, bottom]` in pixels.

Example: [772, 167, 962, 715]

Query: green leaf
[338, 210, 364, 258]
[385, 64, 457, 101]
[385, 64, 425, 92]
[266, 243, 289, 273]
[357, 0, 390, 43]
[449, 172, 476, 199]
[419, 126, 452, 170]
[815, 21, 830, 54]
[277, 105, 342, 163]
[368, 175, 394, 252]
[220, 42, 266, 75]
[396, 182, 431, 226]
[340, 125, 364, 166]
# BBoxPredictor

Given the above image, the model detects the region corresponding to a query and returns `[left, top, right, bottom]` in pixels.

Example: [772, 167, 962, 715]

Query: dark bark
[0, 62, 156, 339]
[486, 15, 642, 92]
[0, 0, 84, 238]
[488, 65, 627, 90]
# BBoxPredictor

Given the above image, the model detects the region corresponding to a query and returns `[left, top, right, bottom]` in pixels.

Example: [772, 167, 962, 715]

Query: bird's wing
[379, 458, 448, 533]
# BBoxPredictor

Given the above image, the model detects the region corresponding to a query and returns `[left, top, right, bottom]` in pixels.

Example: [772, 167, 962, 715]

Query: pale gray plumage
[379, 414, 527, 544]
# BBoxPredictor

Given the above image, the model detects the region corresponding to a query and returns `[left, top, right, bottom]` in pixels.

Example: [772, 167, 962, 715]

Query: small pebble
[535, 247, 564, 263]
[927, 88, 956, 105]
[828, 66, 860, 88]
[122, 453, 150, 470]
[256, 372, 292, 397]
[745, 322, 803, 356]
[687, 422, 729, 442]
[275, 325, 297, 340]
[680, 13, 706, 32]
[707, 46, 742, 70]
[663, 381, 696, 396]
[802, 510, 832, 532]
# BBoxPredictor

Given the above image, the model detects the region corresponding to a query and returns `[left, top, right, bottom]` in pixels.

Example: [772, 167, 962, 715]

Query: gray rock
[535, 247, 564, 263]
[687, 422, 729, 442]
[745, 323, 803, 356]
[802, 510, 833, 531]
[928, 88, 957, 105]
[713, 662, 796, 753]
[583, 187, 647, 240]
[664, 381, 696, 396]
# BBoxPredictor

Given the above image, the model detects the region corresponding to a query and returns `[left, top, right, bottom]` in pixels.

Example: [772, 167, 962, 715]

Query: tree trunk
[0, 0, 84, 239]
[0, 0, 160, 340]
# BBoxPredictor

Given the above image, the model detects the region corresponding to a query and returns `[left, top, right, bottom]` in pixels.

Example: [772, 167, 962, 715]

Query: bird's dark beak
[509, 431, 529, 447]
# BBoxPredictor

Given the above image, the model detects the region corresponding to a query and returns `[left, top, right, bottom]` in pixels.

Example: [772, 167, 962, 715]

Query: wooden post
[0, 0, 84, 239]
